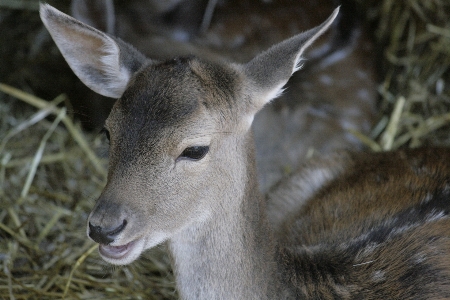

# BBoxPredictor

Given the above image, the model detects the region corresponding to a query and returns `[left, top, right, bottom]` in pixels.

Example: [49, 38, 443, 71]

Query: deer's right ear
[40, 3, 148, 99]
[242, 7, 339, 114]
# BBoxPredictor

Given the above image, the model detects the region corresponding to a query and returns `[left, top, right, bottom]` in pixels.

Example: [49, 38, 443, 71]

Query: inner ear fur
[40, 3, 148, 98]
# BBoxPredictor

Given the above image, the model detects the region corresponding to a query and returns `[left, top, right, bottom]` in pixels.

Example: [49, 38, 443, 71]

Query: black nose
[88, 219, 127, 244]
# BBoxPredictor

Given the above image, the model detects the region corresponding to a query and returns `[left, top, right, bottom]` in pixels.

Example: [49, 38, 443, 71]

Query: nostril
[88, 219, 127, 245]
[89, 222, 112, 244]
[107, 219, 127, 237]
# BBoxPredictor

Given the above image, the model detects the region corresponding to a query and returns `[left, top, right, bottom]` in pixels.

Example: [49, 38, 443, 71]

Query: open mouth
[99, 240, 137, 261]
[95, 233, 166, 265]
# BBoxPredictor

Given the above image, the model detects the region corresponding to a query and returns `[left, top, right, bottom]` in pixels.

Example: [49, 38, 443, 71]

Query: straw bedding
[0, 0, 449, 299]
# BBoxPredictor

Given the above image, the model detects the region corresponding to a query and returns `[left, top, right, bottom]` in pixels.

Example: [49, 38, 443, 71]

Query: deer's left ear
[242, 7, 339, 114]
[40, 3, 149, 99]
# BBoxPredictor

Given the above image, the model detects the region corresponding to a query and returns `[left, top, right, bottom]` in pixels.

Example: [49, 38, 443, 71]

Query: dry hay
[1, 0, 450, 299]
[358, 0, 450, 150]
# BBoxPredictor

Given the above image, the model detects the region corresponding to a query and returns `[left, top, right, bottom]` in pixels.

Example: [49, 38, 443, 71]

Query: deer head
[40, 3, 338, 265]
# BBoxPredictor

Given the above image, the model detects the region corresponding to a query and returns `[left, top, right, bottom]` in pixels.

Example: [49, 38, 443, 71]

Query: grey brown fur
[41, 4, 450, 299]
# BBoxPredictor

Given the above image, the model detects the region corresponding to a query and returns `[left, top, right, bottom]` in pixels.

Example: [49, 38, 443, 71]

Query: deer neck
[168, 132, 280, 300]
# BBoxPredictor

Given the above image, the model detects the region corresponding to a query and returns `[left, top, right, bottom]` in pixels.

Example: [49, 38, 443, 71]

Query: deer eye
[179, 146, 209, 161]
[100, 128, 110, 141]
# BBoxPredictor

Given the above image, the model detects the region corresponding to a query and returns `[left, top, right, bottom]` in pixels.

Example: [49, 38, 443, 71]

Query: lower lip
[99, 240, 136, 260]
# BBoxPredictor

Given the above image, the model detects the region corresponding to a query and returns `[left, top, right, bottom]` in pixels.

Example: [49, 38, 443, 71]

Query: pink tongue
[99, 243, 131, 259]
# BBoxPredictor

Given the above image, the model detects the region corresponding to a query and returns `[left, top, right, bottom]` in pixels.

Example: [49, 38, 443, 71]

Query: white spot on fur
[421, 193, 433, 204]
[359, 242, 379, 257]
[389, 224, 415, 237]
[414, 252, 427, 264]
[353, 260, 375, 267]
[426, 210, 446, 222]
[372, 270, 386, 282]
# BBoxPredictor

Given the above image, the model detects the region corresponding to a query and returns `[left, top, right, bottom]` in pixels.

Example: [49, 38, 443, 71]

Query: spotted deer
[40, 4, 450, 299]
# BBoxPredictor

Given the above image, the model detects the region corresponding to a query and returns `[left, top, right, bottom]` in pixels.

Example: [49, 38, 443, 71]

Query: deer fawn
[41, 3, 450, 299]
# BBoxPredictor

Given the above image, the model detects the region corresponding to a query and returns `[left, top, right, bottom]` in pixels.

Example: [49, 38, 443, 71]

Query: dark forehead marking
[118, 56, 201, 129]
[115, 55, 239, 130]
